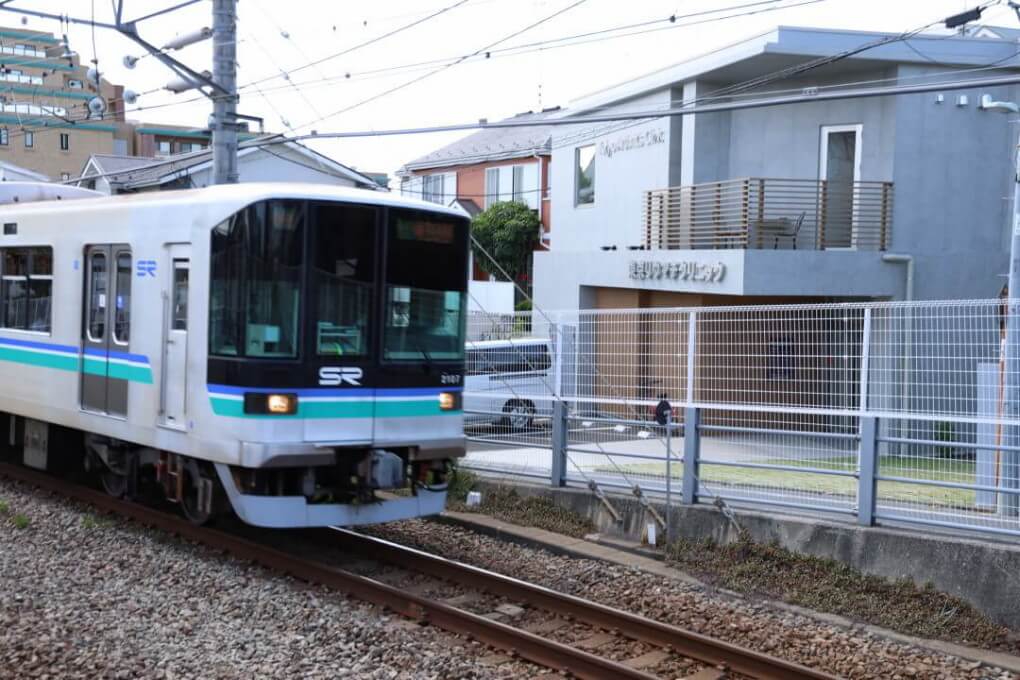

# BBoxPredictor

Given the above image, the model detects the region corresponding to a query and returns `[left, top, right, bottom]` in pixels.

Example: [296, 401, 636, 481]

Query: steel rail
[0, 462, 656, 680]
[329, 527, 839, 680]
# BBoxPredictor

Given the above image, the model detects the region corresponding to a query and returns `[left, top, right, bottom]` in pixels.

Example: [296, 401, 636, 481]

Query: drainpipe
[882, 254, 914, 451]
[533, 151, 546, 247]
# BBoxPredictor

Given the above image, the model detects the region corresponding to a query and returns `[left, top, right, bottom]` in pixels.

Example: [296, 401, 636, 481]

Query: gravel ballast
[0, 478, 534, 679]
[364, 518, 1018, 680]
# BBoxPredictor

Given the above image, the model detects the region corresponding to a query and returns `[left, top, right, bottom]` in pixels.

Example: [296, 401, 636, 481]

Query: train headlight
[267, 394, 297, 414]
[438, 391, 460, 411]
[243, 392, 298, 415]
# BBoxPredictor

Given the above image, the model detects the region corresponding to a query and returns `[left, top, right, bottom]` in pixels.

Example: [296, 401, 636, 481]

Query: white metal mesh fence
[461, 299, 1020, 538]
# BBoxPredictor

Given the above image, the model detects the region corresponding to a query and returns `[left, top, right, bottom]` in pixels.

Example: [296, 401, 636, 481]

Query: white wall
[550, 88, 673, 253]
[469, 279, 515, 314]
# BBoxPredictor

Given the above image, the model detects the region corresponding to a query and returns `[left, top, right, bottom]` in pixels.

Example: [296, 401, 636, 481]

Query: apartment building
[0, 26, 126, 181]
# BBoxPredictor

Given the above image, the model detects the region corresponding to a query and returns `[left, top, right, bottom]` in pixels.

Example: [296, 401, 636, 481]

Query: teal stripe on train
[208, 390, 460, 419]
[0, 337, 153, 384]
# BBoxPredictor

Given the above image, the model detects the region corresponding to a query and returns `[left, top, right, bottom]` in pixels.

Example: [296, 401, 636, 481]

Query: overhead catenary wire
[55, 68, 1020, 186]
[0, 0, 832, 142]
[287, 0, 594, 133]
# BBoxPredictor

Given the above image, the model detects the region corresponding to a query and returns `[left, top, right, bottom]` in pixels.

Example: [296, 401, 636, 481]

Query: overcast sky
[6, 0, 1007, 179]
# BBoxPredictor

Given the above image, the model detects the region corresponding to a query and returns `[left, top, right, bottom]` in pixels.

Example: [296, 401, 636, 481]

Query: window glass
[423, 174, 445, 204]
[512, 165, 524, 203]
[113, 252, 131, 344]
[210, 210, 246, 356]
[0, 248, 52, 333]
[383, 212, 468, 362]
[1, 277, 25, 330]
[575, 144, 595, 205]
[157, 140, 171, 155]
[88, 252, 106, 341]
[59, 133, 69, 151]
[484, 167, 499, 208]
[27, 248, 51, 333]
[172, 264, 189, 331]
[210, 201, 304, 358]
[246, 201, 303, 357]
[313, 204, 375, 357]
[1, 250, 27, 330]
[0, 127, 7, 146]
[24, 131, 33, 149]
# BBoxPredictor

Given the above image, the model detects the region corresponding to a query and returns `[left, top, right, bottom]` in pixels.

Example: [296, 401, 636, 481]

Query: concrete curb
[438, 510, 1020, 675]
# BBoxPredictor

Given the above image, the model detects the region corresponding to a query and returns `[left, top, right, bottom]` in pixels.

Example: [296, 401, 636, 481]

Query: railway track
[0, 462, 838, 680]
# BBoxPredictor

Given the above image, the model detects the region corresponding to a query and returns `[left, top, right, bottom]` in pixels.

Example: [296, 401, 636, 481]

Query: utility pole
[212, 0, 239, 184]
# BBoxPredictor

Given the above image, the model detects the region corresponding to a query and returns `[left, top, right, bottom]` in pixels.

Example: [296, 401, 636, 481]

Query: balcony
[643, 178, 893, 251]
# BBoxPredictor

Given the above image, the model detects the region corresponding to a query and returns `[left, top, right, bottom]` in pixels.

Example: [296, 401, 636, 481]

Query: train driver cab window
[313, 204, 375, 357]
[1, 247, 52, 333]
[383, 213, 468, 362]
[210, 200, 304, 358]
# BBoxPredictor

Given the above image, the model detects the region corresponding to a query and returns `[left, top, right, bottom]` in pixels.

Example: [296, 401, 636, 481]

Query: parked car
[464, 338, 555, 430]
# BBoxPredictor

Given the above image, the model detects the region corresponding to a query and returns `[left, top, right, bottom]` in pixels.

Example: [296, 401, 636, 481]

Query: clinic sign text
[628, 260, 726, 283]
[599, 129, 665, 158]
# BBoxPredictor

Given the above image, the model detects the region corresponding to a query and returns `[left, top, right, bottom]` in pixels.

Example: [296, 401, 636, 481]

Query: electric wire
[288, 0, 593, 133]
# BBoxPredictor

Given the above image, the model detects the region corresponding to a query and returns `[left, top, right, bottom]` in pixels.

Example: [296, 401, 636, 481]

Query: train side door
[160, 245, 190, 429]
[81, 244, 132, 417]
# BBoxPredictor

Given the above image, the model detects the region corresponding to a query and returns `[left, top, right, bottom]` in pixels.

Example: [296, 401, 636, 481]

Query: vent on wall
[3, 223, 15, 235]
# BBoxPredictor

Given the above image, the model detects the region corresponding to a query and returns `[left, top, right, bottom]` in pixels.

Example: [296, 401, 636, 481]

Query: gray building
[534, 26, 1020, 312]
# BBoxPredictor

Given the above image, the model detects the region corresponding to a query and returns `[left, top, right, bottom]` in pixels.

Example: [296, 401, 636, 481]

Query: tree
[470, 201, 540, 289]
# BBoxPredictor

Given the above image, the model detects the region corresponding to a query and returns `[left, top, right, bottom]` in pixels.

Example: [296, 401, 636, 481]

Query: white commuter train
[0, 182, 469, 527]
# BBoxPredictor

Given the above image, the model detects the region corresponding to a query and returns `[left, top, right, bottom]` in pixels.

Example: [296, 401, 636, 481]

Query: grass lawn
[595, 455, 982, 508]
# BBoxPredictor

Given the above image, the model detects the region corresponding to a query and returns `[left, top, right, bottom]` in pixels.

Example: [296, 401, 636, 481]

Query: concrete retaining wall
[470, 479, 1020, 629]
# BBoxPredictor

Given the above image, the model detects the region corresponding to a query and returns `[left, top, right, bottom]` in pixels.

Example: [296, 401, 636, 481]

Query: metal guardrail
[463, 299, 1020, 540]
[643, 177, 893, 251]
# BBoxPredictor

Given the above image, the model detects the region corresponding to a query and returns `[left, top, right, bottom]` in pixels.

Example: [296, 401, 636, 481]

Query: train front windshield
[383, 215, 467, 362]
[209, 200, 469, 366]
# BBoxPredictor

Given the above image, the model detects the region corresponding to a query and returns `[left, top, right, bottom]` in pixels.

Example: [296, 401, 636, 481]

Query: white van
[464, 338, 555, 430]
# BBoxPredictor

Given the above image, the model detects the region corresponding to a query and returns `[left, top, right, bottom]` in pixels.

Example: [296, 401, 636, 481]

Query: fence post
[551, 399, 568, 487]
[858, 415, 878, 527]
[682, 406, 700, 505]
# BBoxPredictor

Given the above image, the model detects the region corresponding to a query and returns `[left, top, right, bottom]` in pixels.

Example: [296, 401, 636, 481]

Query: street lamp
[980, 93, 1020, 516]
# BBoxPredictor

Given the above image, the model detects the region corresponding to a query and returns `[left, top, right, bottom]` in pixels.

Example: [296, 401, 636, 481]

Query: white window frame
[819, 123, 863, 249]
[422, 173, 445, 204]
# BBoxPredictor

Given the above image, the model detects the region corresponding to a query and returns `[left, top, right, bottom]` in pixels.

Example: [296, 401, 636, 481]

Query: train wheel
[180, 460, 216, 526]
[100, 469, 129, 498]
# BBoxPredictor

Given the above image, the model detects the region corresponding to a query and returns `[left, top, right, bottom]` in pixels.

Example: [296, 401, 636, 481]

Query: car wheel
[502, 400, 536, 431]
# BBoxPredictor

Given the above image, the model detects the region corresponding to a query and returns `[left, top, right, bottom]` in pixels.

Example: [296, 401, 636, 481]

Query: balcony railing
[643, 178, 893, 251]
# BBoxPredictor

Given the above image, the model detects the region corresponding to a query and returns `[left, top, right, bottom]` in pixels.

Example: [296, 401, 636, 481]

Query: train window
[382, 211, 468, 362]
[313, 204, 374, 357]
[172, 262, 188, 331]
[210, 200, 303, 358]
[87, 252, 107, 341]
[0, 247, 52, 333]
[113, 252, 131, 344]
